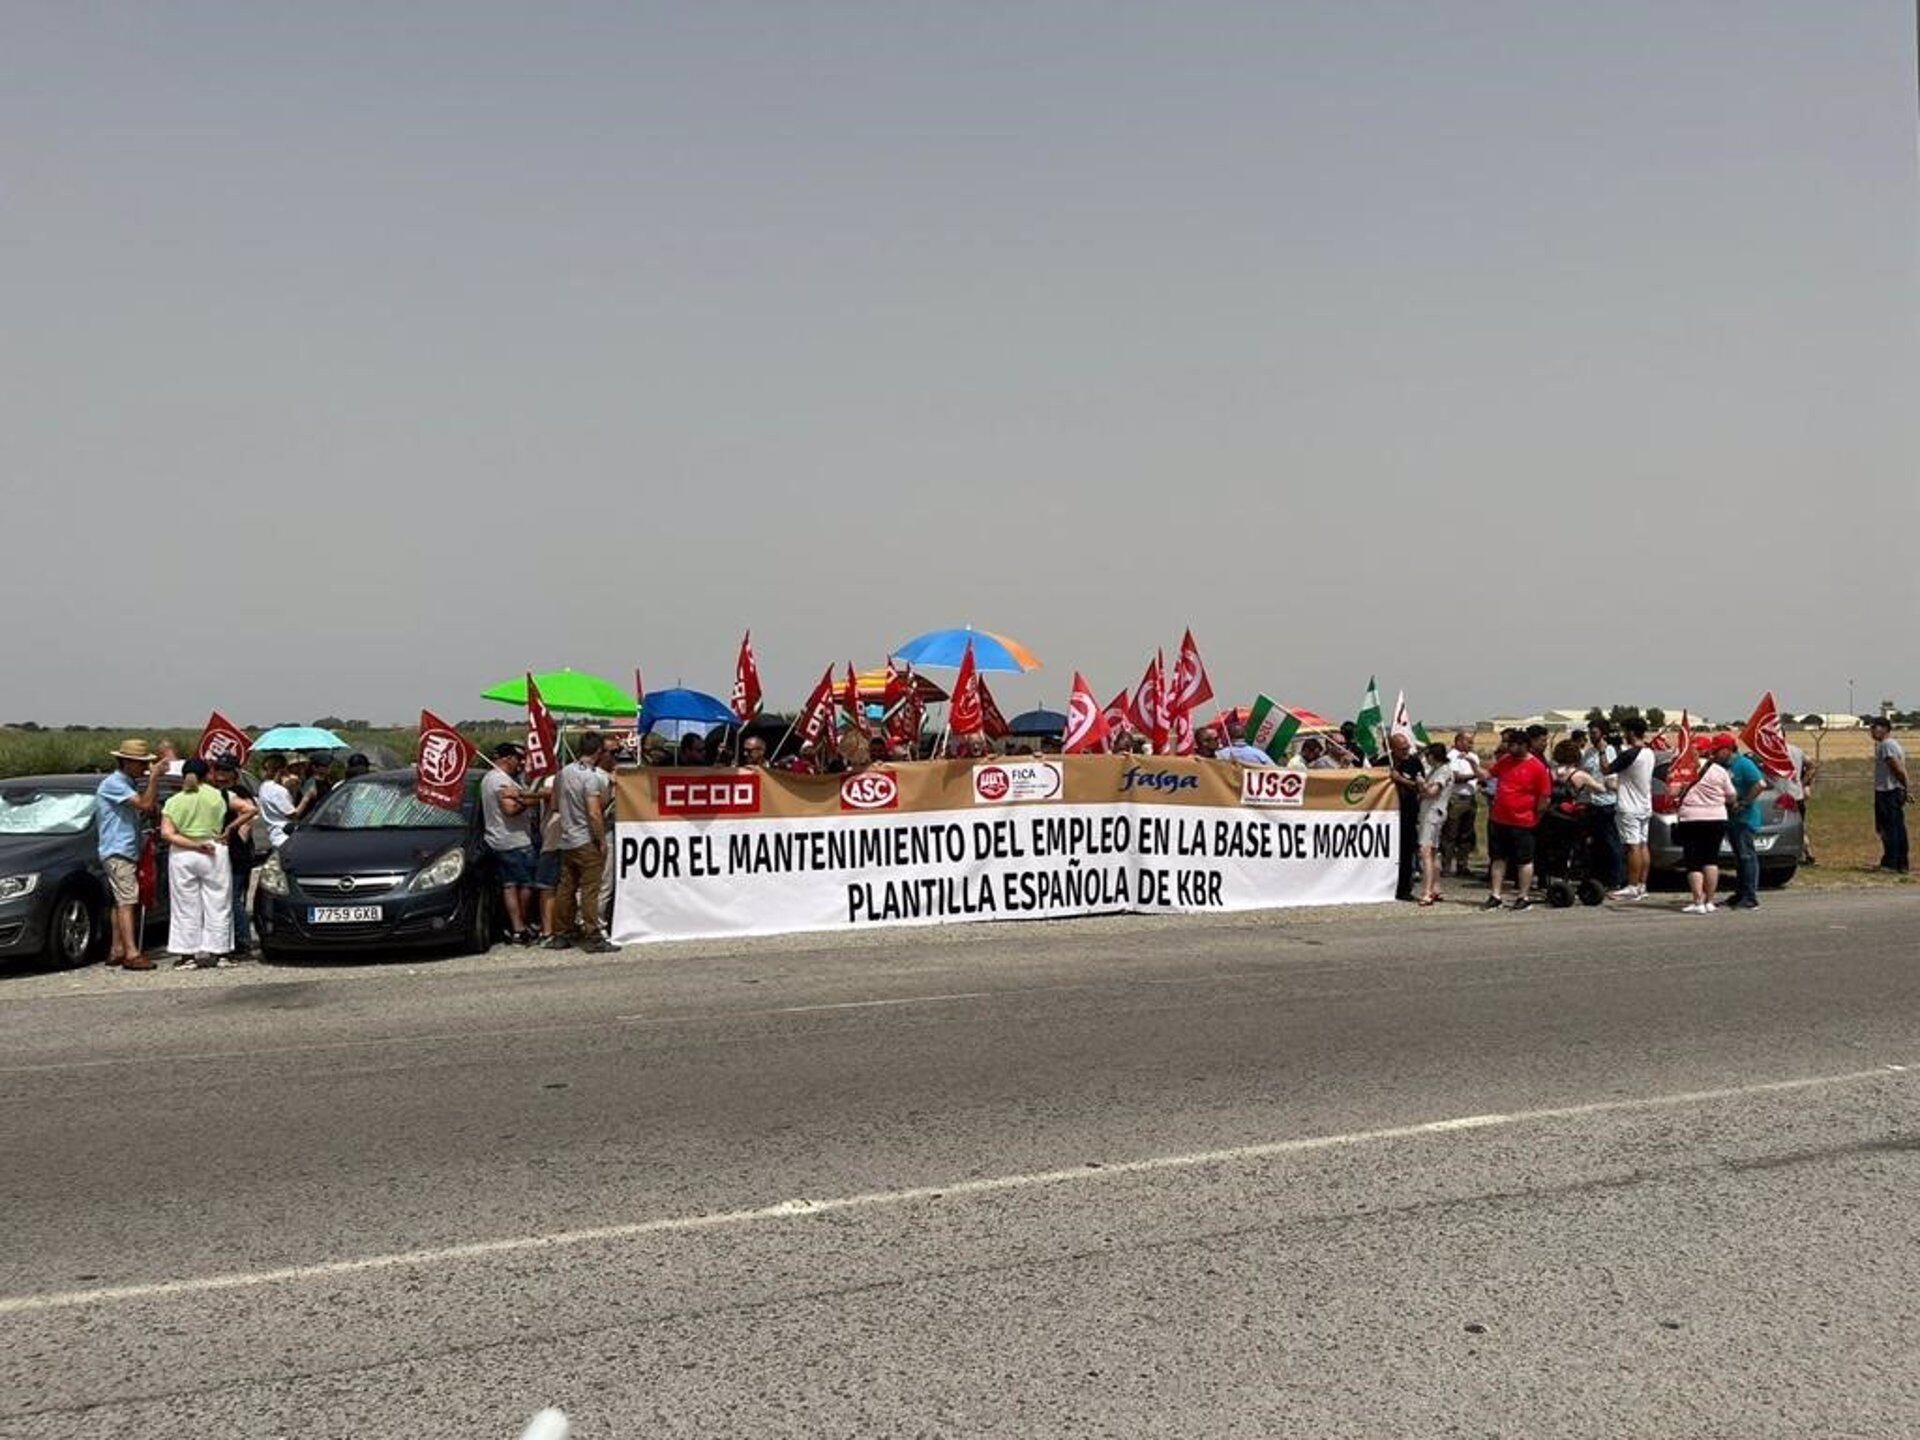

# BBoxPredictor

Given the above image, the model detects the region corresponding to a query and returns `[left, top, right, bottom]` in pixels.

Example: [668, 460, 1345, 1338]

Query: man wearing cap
[1721, 734, 1767, 910]
[1870, 716, 1910, 874]
[481, 742, 540, 944]
[95, 738, 175, 968]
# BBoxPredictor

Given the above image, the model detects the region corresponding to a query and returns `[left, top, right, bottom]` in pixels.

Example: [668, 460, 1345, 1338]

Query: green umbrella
[481, 669, 636, 718]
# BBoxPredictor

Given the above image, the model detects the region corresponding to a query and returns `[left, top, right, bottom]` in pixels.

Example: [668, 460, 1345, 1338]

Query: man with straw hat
[95, 737, 176, 969]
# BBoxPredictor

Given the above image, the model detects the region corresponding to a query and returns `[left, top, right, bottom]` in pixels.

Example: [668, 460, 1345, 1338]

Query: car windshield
[309, 780, 465, 830]
[0, 789, 95, 836]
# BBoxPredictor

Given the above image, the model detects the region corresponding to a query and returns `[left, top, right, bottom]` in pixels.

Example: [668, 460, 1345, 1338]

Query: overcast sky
[5, 2, 1916, 728]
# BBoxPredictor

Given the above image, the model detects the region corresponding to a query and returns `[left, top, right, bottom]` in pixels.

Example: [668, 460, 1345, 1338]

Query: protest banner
[611, 755, 1398, 944]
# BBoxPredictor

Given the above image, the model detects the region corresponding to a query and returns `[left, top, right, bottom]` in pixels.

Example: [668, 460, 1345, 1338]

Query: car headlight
[0, 873, 38, 902]
[408, 846, 466, 892]
[257, 853, 288, 896]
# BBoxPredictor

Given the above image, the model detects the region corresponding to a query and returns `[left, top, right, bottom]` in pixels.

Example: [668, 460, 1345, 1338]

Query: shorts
[1615, 809, 1650, 846]
[1417, 810, 1446, 849]
[1676, 819, 1727, 872]
[493, 845, 537, 887]
[103, 855, 139, 906]
[1488, 821, 1536, 868]
[534, 849, 561, 891]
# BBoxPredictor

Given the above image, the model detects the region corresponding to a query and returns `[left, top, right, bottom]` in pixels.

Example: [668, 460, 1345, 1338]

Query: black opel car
[254, 768, 496, 959]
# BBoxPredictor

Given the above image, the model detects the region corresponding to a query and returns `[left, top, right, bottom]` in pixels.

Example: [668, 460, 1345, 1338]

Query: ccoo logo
[840, 771, 899, 811]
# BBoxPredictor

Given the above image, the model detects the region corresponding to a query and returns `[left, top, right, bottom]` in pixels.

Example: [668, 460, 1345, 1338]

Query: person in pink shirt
[1670, 734, 1738, 913]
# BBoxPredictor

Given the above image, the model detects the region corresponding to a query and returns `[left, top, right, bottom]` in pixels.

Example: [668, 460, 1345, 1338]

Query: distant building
[1795, 713, 1864, 730]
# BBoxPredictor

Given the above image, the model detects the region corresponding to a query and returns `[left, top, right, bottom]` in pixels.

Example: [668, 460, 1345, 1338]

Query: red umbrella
[1210, 704, 1337, 733]
[852, 668, 948, 703]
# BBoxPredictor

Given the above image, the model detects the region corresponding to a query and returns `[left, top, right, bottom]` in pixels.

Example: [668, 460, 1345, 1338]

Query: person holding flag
[1723, 736, 1769, 910]
[481, 742, 543, 944]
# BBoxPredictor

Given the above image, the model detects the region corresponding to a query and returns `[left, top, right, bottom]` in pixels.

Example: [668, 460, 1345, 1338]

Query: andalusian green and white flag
[1245, 694, 1301, 761]
[1353, 676, 1384, 759]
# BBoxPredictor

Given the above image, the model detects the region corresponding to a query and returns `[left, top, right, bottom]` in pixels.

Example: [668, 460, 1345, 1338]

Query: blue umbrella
[893, 627, 1041, 674]
[251, 725, 349, 753]
[1008, 708, 1067, 737]
[637, 687, 734, 732]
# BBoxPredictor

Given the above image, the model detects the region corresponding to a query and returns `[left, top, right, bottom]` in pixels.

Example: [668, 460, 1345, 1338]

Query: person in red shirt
[1482, 728, 1552, 911]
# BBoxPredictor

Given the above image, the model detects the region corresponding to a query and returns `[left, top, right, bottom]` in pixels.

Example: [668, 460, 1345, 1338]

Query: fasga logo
[840, 771, 899, 811]
[1343, 776, 1372, 805]
[1121, 767, 1199, 793]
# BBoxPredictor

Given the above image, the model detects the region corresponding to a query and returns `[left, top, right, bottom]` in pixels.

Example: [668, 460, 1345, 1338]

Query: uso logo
[1241, 768, 1306, 808]
[840, 771, 899, 811]
[659, 774, 762, 817]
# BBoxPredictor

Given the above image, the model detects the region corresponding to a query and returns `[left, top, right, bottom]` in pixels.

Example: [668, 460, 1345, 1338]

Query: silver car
[1648, 759, 1802, 886]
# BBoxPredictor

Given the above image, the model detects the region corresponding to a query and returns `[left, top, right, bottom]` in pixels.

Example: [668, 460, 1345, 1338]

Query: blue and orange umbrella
[893, 627, 1041, 675]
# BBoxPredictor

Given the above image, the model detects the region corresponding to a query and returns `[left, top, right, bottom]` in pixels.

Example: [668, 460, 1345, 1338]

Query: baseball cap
[493, 741, 526, 759]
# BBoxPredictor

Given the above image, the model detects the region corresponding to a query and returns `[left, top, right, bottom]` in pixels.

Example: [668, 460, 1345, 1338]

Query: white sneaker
[1682, 903, 1706, 915]
[1704, 902, 1718, 913]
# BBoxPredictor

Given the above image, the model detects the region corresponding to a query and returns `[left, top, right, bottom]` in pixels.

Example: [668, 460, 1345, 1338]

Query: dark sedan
[253, 769, 496, 959]
[0, 774, 174, 968]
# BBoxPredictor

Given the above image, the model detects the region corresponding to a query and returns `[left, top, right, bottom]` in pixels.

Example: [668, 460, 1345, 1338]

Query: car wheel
[46, 885, 105, 969]
[1762, 864, 1796, 890]
[463, 886, 494, 956]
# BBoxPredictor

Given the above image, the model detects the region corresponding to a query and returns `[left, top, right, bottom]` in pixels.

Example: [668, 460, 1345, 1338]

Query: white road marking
[0, 1062, 1905, 1317]
[617, 990, 996, 1021]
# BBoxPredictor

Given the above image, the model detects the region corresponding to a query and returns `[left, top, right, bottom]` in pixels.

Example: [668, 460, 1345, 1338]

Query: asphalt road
[3, 891, 1918, 1438]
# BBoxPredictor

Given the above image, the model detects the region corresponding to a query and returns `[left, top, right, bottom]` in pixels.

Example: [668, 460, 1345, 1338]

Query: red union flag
[195, 711, 251, 767]
[1168, 704, 1195, 756]
[949, 641, 985, 737]
[795, 666, 837, 750]
[1740, 691, 1795, 778]
[732, 632, 763, 722]
[1103, 688, 1132, 739]
[1171, 629, 1214, 716]
[1666, 710, 1701, 788]
[841, 663, 871, 737]
[977, 675, 1011, 740]
[1064, 672, 1111, 755]
[415, 709, 477, 810]
[1127, 653, 1169, 754]
[523, 672, 560, 782]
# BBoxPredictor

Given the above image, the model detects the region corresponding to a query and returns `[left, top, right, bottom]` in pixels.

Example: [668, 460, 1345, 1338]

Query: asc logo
[972, 760, 1064, 804]
[1241, 768, 1307, 808]
[659, 773, 762, 817]
[840, 771, 899, 811]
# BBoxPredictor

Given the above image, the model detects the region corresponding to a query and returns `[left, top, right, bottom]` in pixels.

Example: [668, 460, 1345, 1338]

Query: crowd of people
[88, 712, 1909, 967]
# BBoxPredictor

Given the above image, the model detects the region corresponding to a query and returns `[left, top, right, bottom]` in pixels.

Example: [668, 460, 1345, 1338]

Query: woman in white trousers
[160, 757, 241, 966]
